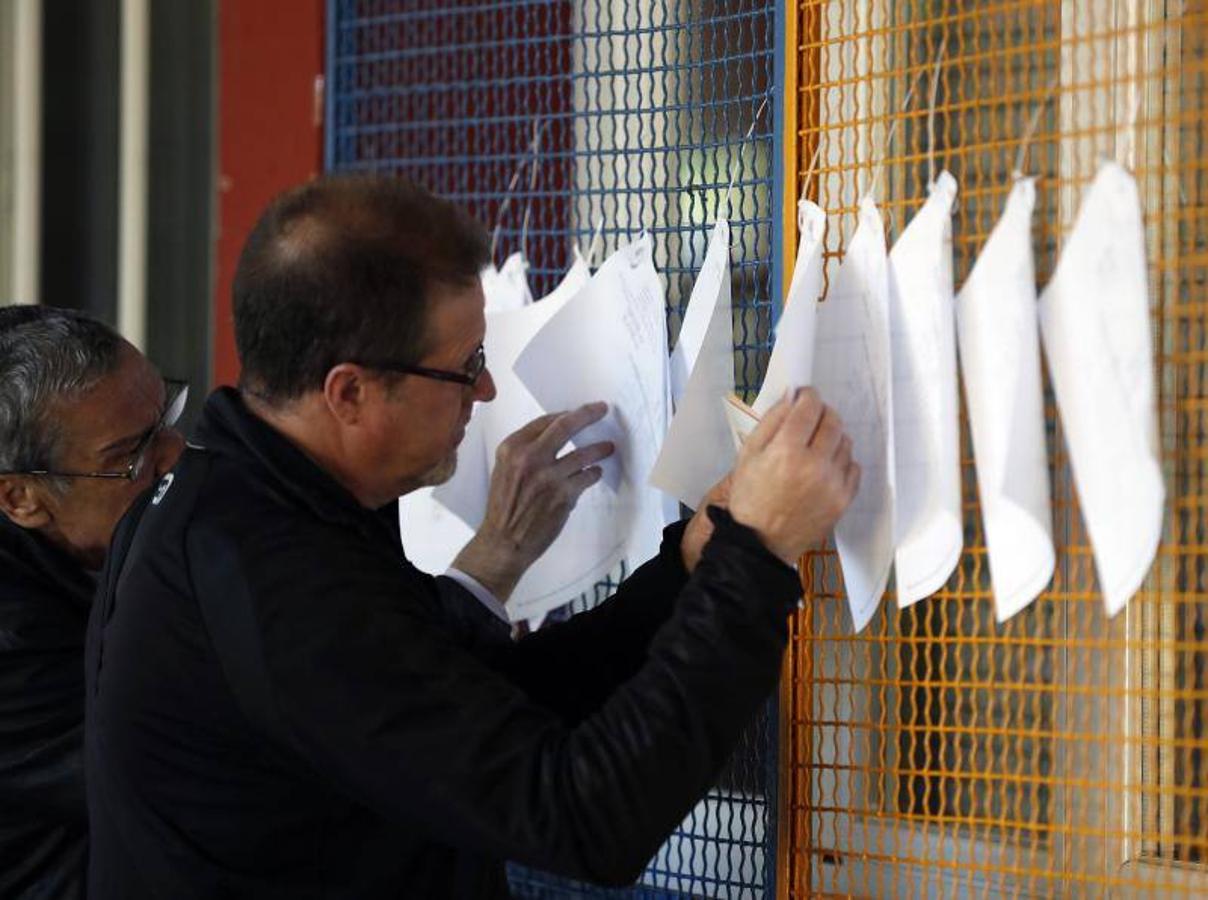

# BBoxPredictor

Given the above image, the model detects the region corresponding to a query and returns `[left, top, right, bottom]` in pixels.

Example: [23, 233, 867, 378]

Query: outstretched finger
[777, 387, 825, 448]
[507, 412, 563, 446]
[534, 402, 609, 456]
[743, 388, 800, 453]
[810, 406, 845, 457]
[551, 441, 614, 480]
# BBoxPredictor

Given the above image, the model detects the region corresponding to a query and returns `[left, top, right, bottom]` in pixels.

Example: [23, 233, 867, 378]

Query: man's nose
[473, 367, 497, 403]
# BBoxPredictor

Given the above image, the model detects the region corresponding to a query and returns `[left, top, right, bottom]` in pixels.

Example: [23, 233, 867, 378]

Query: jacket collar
[0, 514, 96, 614]
[192, 388, 401, 545]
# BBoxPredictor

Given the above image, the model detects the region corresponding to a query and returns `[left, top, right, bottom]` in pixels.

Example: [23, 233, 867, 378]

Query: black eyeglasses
[0, 378, 189, 481]
[363, 344, 487, 387]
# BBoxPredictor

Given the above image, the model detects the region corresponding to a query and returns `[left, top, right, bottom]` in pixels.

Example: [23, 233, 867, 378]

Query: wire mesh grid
[326, 1, 780, 896]
[784, 1, 1207, 897]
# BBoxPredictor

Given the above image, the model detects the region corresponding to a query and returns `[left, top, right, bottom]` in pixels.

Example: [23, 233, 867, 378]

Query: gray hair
[0, 306, 124, 481]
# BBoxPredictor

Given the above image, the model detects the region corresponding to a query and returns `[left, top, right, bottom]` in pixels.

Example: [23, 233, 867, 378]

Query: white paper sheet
[481, 251, 533, 312]
[669, 222, 733, 407]
[513, 234, 675, 622]
[812, 197, 895, 633]
[398, 255, 588, 592]
[1039, 160, 1164, 616]
[887, 171, 963, 606]
[479, 254, 640, 622]
[650, 220, 735, 508]
[753, 199, 827, 415]
[430, 252, 592, 530]
[956, 177, 1055, 622]
[517, 234, 671, 493]
[397, 486, 475, 575]
[424, 411, 491, 533]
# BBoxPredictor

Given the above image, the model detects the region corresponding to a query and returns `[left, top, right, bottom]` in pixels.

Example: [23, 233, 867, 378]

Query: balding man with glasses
[86, 176, 859, 898]
[0, 305, 185, 899]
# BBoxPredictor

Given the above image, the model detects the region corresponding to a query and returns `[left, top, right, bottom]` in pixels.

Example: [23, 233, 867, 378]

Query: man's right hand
[727, 388, 860, 566]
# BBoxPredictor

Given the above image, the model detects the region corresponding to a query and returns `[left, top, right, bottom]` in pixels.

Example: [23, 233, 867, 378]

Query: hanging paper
[753, 199, 827, 415]
[1039, 160, 1164, 616]
[812, 198, 896, 633]
[481, 251, 533, 312]
[956, 176, 1055, 622]
[513, 234, 675, 622]
[650, 220, 734, 508]
[399, 253, 592, 615]
[888, 171, 963, 606]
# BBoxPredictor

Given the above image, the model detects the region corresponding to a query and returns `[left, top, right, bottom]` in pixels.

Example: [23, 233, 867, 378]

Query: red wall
[214, 0, 324, 387]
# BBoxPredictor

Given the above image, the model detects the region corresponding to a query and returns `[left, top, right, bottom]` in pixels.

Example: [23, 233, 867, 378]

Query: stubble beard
[416, 449, 458, 488]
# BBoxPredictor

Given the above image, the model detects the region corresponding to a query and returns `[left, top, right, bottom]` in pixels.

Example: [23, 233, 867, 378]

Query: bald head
[233, 175, 491, 405]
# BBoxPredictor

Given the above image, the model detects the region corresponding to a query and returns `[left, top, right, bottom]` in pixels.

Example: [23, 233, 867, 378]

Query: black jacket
[85, 388, 800, 898]
[0, 517, 92, 899]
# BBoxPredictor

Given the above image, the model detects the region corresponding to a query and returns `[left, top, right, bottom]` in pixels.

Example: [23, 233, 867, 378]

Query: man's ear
[0, 477, 53, 530]
[322, 364, 373, 427]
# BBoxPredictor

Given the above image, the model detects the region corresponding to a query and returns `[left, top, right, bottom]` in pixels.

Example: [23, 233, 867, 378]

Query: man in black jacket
[86, 175, 860, 897]
[0, 306, 185, 898]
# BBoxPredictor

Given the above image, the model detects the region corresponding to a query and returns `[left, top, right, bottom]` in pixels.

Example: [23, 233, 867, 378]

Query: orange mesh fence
[783, 2, 1207, 896]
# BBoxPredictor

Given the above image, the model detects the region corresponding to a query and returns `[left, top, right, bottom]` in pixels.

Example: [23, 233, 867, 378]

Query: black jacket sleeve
[187, 507, 799, 887]
[492, 519, 691, 723]
[0, 713, 86, 825]
[0, 581, 88, 826]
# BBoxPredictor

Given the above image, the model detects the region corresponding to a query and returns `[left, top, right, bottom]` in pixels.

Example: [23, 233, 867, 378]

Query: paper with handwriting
[1039, 160, 1164, 616]
[957, 176, 1055, 621]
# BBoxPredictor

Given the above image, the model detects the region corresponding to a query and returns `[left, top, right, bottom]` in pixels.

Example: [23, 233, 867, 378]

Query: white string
[489, 118, 550, 267]
[798, 142, 823, 205]
[720, 95, 770, 222]
[1012, 76, 1060, 179]
[489, 166, 525, 268]
[585, 215, 604, 268]
[860, 77, 920, 201]
[1117, 80, 1142, 171]
[519, 117, 545, 264]
[926, 34, 949, 188]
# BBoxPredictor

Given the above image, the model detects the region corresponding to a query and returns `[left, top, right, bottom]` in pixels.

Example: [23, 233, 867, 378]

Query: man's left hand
[452, 403, 614, 602]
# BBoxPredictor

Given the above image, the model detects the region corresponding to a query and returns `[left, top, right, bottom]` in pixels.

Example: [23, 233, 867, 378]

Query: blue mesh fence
[326, 1, 781, 896]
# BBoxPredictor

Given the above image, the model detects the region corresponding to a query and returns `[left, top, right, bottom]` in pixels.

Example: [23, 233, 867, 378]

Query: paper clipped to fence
[399, 252, 590, 584]
[752, 199, 827, 416]
[1039, 160, 1164, 617]
[650, 219, 736, 508]
[513, 233, 676, 621]
[956, 176, 1055, 622]
[887, 171, 963, 607]
[811, 197, 896, 633]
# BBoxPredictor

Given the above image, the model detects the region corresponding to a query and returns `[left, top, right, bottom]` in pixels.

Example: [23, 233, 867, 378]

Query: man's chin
[417, 452, 458, 488]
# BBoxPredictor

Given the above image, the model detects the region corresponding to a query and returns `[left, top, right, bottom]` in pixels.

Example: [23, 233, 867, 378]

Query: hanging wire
[489, 118, 551, 268]
[584, 215, 604, 269]
[720, 95, 770, 222]
[925, 33, 948, 187]
[519, 117, 545, 265]
[860, 76, 921, 201]
[1117, 80, 1142, 171]
[1012, 76, 1060, 179]
[798, 141, 823, 205]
